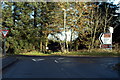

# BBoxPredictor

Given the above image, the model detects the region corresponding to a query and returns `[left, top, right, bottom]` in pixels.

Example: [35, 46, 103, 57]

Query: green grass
[14, 49, 120, 57]
[16, 51, 52, 56]
[68, 51, 120, 56]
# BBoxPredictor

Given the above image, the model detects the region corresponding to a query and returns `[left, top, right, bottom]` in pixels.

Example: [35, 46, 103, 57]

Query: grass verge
[13, 49, 120, 57]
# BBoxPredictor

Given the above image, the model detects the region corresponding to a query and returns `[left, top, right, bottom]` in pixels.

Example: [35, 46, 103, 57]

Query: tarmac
[2, 56, 120, 79]
[1, 56, 18, 70]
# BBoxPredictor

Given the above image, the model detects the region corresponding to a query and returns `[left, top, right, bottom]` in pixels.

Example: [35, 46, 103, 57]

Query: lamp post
[62, 9, 67, 52]
[62, 8, 73, 52]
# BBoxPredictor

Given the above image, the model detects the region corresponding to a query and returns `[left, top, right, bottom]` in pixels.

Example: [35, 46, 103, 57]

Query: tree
[2, 2, 39, 53]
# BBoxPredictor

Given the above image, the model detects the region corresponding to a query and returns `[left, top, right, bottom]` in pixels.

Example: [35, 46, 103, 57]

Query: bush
[6, 37, 36, 54]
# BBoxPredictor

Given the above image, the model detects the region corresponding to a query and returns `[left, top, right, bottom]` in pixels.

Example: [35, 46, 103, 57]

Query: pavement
[2, 56, 120, 79]
[1, 56, 18, 70]
[0, 56, 18, 80]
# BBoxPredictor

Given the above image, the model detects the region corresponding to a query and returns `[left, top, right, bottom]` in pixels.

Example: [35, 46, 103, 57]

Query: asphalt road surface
[2, 56, 120, 78]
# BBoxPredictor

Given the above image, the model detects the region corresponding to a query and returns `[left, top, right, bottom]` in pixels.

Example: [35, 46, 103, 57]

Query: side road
[1, 57, 18, 70]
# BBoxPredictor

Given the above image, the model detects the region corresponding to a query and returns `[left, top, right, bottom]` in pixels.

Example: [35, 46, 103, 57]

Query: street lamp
[62, 7, 75, 52]
[62, 9, 66, 35]
[62, 9, 67, 52]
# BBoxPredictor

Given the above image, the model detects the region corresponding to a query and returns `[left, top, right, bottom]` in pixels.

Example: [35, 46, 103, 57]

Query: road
[2, 56, 120, 79]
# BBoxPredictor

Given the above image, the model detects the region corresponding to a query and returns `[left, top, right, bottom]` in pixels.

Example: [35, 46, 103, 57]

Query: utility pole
[3, 38, 6, 56]
[63, 9, 66, 52]
[63, 9, 68, 52]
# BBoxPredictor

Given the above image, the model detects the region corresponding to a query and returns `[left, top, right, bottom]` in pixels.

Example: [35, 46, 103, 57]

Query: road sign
[99, 33, 112, 44]
[0, 30, 9, 56]
[2, 30, 9, 38]
[100, 44, 112, 49]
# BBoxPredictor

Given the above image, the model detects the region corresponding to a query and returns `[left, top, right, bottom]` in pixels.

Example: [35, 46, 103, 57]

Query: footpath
[0, 56, 18, 70]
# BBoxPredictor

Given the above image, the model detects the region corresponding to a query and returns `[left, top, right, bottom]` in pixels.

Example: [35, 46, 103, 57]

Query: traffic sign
[99, 33, 112, 44]
[100, 44, 112, 49]
[2, 30, 9, 38]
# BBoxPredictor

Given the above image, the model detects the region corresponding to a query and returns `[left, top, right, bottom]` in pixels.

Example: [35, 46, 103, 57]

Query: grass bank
[13, 49, 120, 57]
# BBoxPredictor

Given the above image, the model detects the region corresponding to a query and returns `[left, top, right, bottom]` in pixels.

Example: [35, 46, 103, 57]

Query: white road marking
[32, 59, 45, 62]
[55, 60, 59, 63]
[38, 59, 45, 61]
[32, 59, 36, 62]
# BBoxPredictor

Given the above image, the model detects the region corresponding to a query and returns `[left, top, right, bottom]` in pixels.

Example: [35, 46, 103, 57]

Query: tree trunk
[45, 39, 48, 52]
[60, 42, 64, 53]
[34, 7, 37, 28]
[74, 41, 78, 51]
[44, 35, 48, 52]
[75, 44, 78, 51]
[66, 41, 69, 52]
[65, 31, 69, 53]
[88, 10, 94, 51]
[40, 41, 42, 52]
[70, 30, 73, 51]
[91, 21, 98, 49]
[104, 18, 107, 33]
[13, 2, 16, 26]
[104, 5, 108, 33]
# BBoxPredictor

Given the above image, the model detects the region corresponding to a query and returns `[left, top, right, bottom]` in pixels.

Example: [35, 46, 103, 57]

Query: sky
[113, 0, 120, 4]
[48, 30, 78, 41]
[114, 0, 120, 13]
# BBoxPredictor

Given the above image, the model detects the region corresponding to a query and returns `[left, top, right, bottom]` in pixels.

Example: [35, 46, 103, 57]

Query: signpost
[99, 33, 112, 49]
[1, 30, 9, 56]
[99, 27, 113, 49]
[99, 33, 112, 44]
